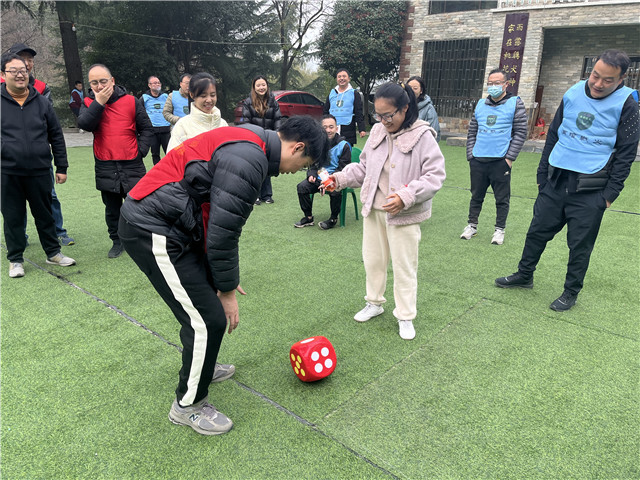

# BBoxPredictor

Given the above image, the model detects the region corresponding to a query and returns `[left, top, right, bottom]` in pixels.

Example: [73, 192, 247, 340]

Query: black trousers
[150, 131, 171, 165]
[297, 178, 342, 219]
[259, 176, 273, 201]
[101, 189, 128, 243]
[118, 217, 227, 406]
[517, 180, 607, 295]
[467, 158, 512, 229]
[1, 173, 60, 262]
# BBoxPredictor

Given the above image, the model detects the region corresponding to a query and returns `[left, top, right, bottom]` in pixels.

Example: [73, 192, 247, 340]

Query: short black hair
[336, 68, 350, 77]
[597, 49, 631, 76]
[179, 73, 191, 83]
[1, 53, 26, 72]
[407, 75, 426, 102]
[147, 75, 160, 83]
[189, 72, 216, 98]
[278, 116, 328, 168]
[487, 68, 508, 82]
[74, 80, 82, 86]
[374, 82, 419, 131]
[322, 113, 337, 123]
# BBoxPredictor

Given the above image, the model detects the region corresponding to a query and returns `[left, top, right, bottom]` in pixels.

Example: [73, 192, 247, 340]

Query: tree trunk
[280, 50, 289, 90]
[55, 1, 83, 94]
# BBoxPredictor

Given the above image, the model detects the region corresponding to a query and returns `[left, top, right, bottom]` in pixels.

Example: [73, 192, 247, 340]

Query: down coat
[120, 125, 280, 292]
[78, 85, 154, 193]
[239, 94, 282, 131]
[333, 120, 446, 225]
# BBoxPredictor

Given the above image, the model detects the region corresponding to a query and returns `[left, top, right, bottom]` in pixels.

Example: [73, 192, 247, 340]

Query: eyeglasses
[89, 78, 111, 87]
[3, 69, 28, 77]
[486, 82, 504, 87]
[373, 108, 400, 123]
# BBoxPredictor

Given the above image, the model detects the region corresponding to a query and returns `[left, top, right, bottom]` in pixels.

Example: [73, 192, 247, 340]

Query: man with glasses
[78, 63, 153, 258]
[163, 73, 191, 126]
[5, 43, 76, 247]
[141, 76, 171, 165]
[462, 68, 527, 245]
[1, 53, 76, 278]
[496, 50, 639, 311]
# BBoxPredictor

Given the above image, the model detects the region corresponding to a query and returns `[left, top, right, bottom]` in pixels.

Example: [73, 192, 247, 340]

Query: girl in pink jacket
[329, 82, 446, 340]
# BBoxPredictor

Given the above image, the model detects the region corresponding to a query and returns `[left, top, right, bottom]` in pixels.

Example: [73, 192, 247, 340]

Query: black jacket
[240, 94, 282, 131]
[78, 85, 154, 193]
[538, 82, 640, 203]
[121, 124, 280, 292]
[1, 84, 67, 176]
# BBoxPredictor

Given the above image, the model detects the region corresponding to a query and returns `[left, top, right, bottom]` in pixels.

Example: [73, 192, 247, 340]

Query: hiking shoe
[294, 216, 314, 228]
[211, 363, 235, 383]
[59, 235, 75, 246]
[460, 224, 478, 240]
[46, 253, 76, 266]
[169, 397, 233, 436]
[398, 320, 416, 340]
[264, 198, 274, 204]
[495, 272, 533, 289]
[491, 228, 505, 245]
[354, 302, 384, 322]
[319, 218, 337, 230]
[254, 199, 262, 205]
[9, 263, 25, 278]
[108, 242, 124, 259]
[550, 292, 577, 312]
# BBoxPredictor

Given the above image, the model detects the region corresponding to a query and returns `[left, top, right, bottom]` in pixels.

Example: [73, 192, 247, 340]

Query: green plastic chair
[339, 146, 361, 227]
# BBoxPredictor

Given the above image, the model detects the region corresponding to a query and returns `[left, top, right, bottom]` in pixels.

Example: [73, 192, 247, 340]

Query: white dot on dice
[321, 347, 329, 357]
[324, 359, 333, 369]
[315, 363, 323, 373]
[311, 351, 319, 361]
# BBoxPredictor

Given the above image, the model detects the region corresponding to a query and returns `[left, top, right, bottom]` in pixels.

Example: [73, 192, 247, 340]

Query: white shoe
[398, 320, 416, 340]
[9, 262, 25, 278]
[460, 224, 477, 240]
[46, 253, 76, 266]
[354, 302, 384, 322]
[491, 228, 505, 245]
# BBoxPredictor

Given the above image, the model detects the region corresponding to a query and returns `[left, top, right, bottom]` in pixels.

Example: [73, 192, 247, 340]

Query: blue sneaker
[59, 235, 75, 246]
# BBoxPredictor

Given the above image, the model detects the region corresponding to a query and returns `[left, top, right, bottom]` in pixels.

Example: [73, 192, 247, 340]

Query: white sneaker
[354, 302, 384, 322]
[491, 228, 505, 245]
[460, 224, 477, 240]
[9, 262, 25, 278]
[169, 396, 233, 435]
[398, 320, 416, 340]
[46, 253, 76, 266]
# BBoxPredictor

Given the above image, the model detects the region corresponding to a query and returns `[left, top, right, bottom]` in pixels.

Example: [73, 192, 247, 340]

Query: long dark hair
[374, 82, 419, 131]
[250, 75, 271, 118]
[407, 75, 426, 103]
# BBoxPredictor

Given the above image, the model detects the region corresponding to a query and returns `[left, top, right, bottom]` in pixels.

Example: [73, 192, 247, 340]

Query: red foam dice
[289, 336, 336, 382]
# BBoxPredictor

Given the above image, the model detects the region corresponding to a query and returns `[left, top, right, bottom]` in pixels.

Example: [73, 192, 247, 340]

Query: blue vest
[142, 93, 170, 127]
[326, 140, 351, 174]
[472, 96, 518, 158]
[171, 90, 189, 118]
[69, 88, 83, 104]
[549, 81, 634, 174]
[329, 88, 356, 125]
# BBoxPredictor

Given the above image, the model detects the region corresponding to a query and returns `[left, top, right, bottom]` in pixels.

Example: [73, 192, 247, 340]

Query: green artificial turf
[1, 143, 638, 479]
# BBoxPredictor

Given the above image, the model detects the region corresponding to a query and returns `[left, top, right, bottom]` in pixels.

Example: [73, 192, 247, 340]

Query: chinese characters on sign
[500, 13, 529, 95]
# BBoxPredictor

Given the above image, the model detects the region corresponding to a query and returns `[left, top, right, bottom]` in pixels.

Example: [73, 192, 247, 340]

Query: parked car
[234, 90, 324, 124]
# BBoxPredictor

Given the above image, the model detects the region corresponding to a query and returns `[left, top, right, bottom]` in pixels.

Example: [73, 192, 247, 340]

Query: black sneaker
[319, 218, 337, 230]
[254, 199, 262, 205]
[264, 198, 274, 204]
[550, 292, 577, 312]
[108, 242, 124, 259]
[294, 216, 314, 228]
[495, 272, 533, 289]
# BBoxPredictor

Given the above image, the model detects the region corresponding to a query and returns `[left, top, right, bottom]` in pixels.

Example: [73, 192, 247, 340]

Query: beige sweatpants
[362, 209, 421, 321]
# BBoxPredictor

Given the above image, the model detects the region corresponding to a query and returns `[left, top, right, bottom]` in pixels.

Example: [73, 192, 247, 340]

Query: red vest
[129, 127, 266, 200]
[84, 95, 139, 161]
[1, 77, 46, 94]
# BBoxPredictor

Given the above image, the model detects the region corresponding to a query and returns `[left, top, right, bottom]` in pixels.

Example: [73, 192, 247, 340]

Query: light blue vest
[142, 93, 170, 127]
[171, 90, 189, 118]
[69, 88, 83, 104]
[326, 140, 351, 174]
[329, 88, 356, 125]
[549, 80, 633, 174]
[472, 96, 518, 158]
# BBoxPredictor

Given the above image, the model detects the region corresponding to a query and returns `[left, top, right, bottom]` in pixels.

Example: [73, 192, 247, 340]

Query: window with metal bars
[421, 38, 490, 118]
[429, 0, 497, 14]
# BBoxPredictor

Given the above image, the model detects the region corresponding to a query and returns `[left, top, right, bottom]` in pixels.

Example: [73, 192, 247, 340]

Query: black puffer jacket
[121, 125, 281, 292]
[1, 84, 67, 176]
[78, 85, 154, 193]
[240, 94, 282, 131]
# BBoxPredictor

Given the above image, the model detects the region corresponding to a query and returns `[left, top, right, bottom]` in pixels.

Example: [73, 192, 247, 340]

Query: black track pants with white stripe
[118, 216, 227, 406]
